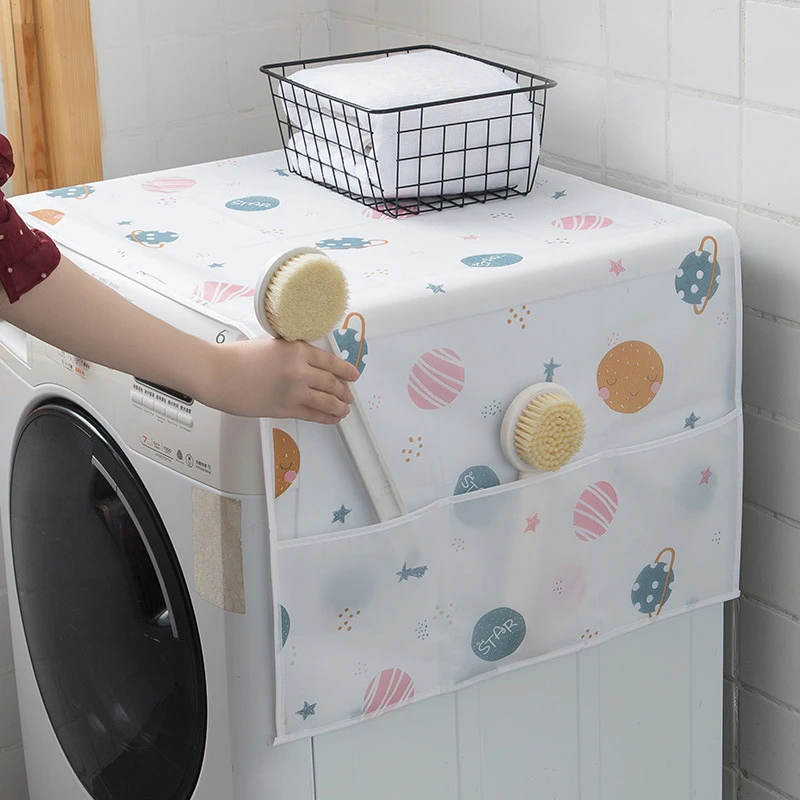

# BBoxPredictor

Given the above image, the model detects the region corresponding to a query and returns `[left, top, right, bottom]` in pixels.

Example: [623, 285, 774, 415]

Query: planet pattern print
[316, 237, 388, 250]
[47, 185, 94, 199]
[471, 607, 527, 662]
[126, 230, 179, 248]
[225, 196, 280, 212]
[29, 209, 64, 225]
[192, 281, 255, 305]
[142, 177, 197, 193]
[461, 253, 523, 268]
[631, 548, 676, 617]
[332, 313, 368, 374]
[273, 429, 300, 498]
[573, 481, 618, 542]
[363, 668, 415, 716]
[280, 605, 291, 648]
[675, 235, 721, 315]
[597, 340, 664, 414]
[552, 215, 613, 231]
[407, 348, 465, 409]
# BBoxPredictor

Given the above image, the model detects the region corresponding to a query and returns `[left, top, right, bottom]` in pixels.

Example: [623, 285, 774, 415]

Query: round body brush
[501, 383, 585, 475]
[254, 247, 406, 522]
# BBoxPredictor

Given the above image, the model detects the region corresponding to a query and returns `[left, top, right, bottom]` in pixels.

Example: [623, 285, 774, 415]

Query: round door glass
[10, 403, 206, 800]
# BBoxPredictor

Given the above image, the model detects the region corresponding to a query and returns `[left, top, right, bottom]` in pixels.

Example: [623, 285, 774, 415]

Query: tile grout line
[740, 769, 800, 800]
[744, 497, 800, 532]
[740, 590, 800, 628]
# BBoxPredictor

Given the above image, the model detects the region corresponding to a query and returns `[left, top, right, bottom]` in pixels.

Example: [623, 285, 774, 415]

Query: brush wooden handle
[327, 333, 407, 522]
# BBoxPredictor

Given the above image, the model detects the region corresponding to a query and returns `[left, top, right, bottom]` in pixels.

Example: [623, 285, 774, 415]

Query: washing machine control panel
[0, 271, 265, 495]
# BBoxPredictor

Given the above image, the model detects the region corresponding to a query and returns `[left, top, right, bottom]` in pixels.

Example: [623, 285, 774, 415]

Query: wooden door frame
[0, 0, 102, 194]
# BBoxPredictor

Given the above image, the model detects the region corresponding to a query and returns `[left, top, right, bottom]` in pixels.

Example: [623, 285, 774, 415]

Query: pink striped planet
[407, 348, 465, 410]
[363, 668, 415, 716]
[142, 177, 197, 194]
[552, 215, 614, 231]
[192, 281, 255, 305]
[573, 481, 618, 542]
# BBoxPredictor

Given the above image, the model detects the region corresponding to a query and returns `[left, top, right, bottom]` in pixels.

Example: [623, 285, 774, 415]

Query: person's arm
[0, 254, 359, 424]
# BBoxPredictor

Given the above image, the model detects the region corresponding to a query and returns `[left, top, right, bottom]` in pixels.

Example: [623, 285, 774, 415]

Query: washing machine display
[10, 402, 207, 800]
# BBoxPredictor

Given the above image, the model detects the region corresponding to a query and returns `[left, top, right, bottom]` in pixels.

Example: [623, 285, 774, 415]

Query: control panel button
[130, 390, 143, 407]
[178, 411, 194, 430]
[154, 400, 167, 417]
[166, 406, 179, 422]
[142, 395, 155, 411]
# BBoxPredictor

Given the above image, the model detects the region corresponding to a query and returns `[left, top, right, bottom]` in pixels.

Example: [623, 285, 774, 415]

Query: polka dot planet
[597, 340, 664, 414]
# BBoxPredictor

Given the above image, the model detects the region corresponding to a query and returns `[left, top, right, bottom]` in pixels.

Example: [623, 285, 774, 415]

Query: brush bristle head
[264, 252, 349, 341]
[514, 393, 585, 472]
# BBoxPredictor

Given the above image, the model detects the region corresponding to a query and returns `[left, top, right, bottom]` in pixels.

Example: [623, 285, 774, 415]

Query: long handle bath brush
[254, 247, 407, 522]
[501, 383, 586, 617]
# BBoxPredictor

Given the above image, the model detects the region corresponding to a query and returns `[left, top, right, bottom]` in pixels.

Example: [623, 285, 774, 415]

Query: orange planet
[273, 428, 300, 498]
[597, 340, 664, 414]
[29, 209, 64, 226]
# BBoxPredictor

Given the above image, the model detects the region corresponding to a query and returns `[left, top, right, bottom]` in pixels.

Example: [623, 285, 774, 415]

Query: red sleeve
[0, 135, 61, 304]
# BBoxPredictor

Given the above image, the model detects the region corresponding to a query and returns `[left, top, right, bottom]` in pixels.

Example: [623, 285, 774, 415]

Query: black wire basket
[261, 45, 556, 217]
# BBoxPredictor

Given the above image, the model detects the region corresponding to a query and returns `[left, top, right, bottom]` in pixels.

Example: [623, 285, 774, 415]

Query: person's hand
[199, 337, 360, 423]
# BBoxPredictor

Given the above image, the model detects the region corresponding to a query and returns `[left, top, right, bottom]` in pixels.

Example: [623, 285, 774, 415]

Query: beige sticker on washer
[192, 487, 246, 614]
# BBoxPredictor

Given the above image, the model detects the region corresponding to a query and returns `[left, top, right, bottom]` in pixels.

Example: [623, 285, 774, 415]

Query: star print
[273, 168, 289, 176]
[208, 262, 225, 269]
[461, 234, 479, 240]
[524, 514, 541, 533]
[609, 258, 625, 277]
[427, 283, 446, 294]
[543, 358, 561, 382]
[700, 467, 713, 485]
[117, 220, 133, 226]
[552, 190, 567, 200]
[685, 412, 700, 429]
[296, 701, 317, 720]
[332, 504, 352, 524]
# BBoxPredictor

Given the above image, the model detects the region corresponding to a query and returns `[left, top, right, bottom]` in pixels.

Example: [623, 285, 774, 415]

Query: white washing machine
[0, 249, 725, 800]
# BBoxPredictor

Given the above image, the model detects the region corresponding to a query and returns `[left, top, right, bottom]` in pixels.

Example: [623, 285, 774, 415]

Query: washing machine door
[10, 401, 206, 800]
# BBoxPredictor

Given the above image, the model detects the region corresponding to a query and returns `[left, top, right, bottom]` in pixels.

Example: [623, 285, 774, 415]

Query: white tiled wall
[88, 0, 329, 178]
[323, 2, 800, 799]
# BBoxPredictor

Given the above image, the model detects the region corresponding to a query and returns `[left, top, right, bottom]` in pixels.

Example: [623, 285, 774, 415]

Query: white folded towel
[280, 50, 540, 199]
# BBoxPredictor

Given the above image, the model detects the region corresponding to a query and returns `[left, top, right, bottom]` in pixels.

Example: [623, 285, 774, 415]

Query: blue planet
[675, 250, 720, 311]
[453, 465, 503, 526]
[454, 465, 501, 496]
[225, 196, 280, 212]
[332, 327, 368, 374]
[631, 562, 674, 615]
[317, 237, 376, 250]
[471, 606, 526, 662]
[126, 230, 179, 247]
[280, 605, 290, 648]
[46, 185, 95, 199]
[461, 253, 523, 268]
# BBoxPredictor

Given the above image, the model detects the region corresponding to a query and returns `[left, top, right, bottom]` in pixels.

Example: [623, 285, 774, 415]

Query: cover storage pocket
[266, 410, 741, 743]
